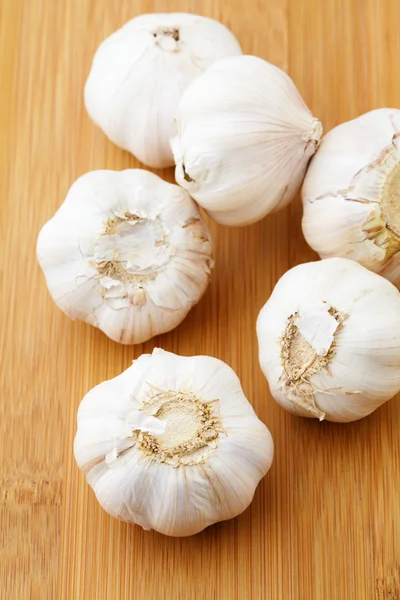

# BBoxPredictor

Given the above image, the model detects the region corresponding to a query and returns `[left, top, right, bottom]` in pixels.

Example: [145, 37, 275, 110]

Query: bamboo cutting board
[2, 1, 400, 598]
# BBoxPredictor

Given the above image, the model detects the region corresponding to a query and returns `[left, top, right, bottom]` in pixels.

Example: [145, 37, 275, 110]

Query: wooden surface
[3, 1, 400, 598]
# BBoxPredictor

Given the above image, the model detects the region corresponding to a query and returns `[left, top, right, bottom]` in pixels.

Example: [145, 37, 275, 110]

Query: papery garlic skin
[84, 13, 242, 168]
[302, 109, 400, 286]
[74, 348, 274, 537]
[171, 55, 322, 226]
[257, 258, 400, 423]
[37, 170, 212, 345]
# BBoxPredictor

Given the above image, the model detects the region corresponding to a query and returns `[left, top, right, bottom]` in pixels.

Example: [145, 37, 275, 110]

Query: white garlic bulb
[84, 13, 242, 168]
[171, 55, 322, 226]
[37, 170, 212, 344]
[302, 109, 400, 286]
[74, 348, 274, 537]
[257, 258, 400, 423]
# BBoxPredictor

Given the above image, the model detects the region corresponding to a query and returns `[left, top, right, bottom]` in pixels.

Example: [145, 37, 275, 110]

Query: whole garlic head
[37, 170, 212, 344]
[74, 348, 274, 537]
[302, 109, 400, 286]
[171, 55, 322, 226]
[257, 258, 400, 423]
[84, 13, 242, 168]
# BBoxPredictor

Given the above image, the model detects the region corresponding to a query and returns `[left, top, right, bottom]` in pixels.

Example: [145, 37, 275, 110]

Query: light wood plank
[2, 1, 400, 598]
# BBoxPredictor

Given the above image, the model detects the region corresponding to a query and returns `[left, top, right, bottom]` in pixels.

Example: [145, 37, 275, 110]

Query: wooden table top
[3, 1, 400, 598]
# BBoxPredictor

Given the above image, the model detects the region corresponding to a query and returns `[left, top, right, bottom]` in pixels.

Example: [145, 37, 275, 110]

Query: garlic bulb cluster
[257, 258, 400, 423]
[302, 109, 400, 286]
[84, 13, 242, 168]
[171, 55, 322, 226]
[37, 170, 212, 344]
[74, 348, 274, 537]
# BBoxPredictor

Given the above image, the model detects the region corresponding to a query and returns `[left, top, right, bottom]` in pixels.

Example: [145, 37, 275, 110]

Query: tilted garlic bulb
[302, 109, 400, 286]
[74, 348, 274, 536]
[257, 258, 400, 423]
[37, 170, 212, 344]
[84, 13, 242, 168]
[171, 55, 322, 226]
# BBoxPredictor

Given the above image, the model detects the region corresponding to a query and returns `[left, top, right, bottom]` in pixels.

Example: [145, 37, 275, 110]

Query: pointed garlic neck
[153, 27, 180, 51]
[309, 118, 323, 144]
[302, 118, 323, 151]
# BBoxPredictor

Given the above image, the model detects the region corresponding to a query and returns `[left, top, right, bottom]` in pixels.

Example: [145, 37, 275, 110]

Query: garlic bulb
[74, 348, 274, 537]
[84, 13, 242, 168]
[37, 170, 212, 344]
[302, 109, 400, 286]
[257, 258, 400, 423]
[171, 55, 322, 226]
